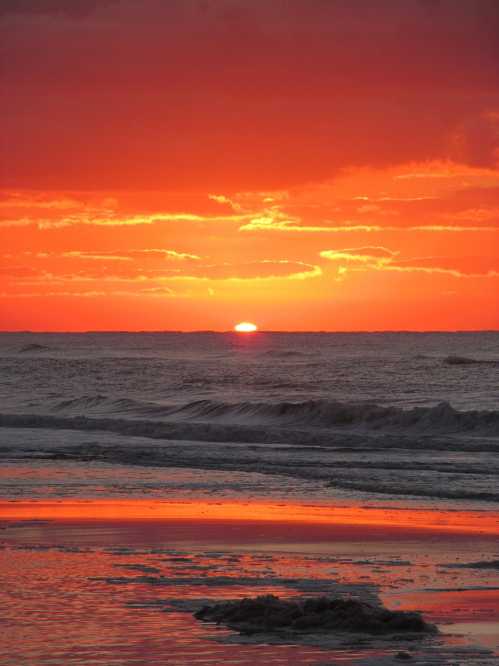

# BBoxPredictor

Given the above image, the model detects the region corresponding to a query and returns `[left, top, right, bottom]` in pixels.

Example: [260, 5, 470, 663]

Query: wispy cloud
[208, 194, 243, 211]
[0, 286, 178, 299]
[320, 248, 499, 279]
[1, 258, 322, 299]
[320, 247, 397, 266]
[240, 216, 382, 233]
[0, 208, 253, 229]
[410, 225, 499, 232]
[60, 249, 201, 261]
[164, 259, 322, 282]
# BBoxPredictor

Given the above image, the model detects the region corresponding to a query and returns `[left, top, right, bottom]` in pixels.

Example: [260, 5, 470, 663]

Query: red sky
[1, 0, 498, 331]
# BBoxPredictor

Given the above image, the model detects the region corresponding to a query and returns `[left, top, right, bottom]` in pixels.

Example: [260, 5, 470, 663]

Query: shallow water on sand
[1, 516, 499, 665]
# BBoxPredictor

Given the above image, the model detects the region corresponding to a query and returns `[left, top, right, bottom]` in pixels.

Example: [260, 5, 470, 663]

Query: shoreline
[2, 499, 499, 663]
[2, 498, 499, 536]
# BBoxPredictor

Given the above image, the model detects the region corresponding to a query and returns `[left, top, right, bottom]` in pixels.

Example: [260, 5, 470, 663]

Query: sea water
[0, 331, 497, 507]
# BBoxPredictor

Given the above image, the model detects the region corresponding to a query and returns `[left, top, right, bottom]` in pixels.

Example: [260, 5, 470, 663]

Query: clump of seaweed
[194, 595, 437, 637]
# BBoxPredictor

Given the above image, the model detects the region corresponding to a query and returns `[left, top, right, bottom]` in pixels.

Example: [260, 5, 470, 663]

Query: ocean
[0, 331, 498, 507]
[1, 331, 499, 665]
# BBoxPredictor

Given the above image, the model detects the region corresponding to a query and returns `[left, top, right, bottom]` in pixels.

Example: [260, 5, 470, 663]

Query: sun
[234, 322, 258, 333]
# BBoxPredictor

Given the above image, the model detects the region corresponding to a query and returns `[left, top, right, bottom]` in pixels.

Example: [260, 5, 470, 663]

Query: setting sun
[234, 322, 258, 333]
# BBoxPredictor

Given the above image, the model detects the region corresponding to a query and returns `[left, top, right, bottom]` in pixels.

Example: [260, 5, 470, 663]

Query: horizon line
[1, 329, 498, 335]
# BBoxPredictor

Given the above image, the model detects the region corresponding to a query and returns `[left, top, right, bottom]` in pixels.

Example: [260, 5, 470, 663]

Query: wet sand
[1, 500, 499, 665]
[2, 498, 499, 533]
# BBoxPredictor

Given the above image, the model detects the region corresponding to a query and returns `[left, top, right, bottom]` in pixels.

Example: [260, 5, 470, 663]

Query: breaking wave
[2, 399, 499, 503]
[47, 395, 499, 435]
[52, 395, 165, 416]
[169, 399, 499, 433]
[0, 398, 496, 449]
[1, 412, 498, 502]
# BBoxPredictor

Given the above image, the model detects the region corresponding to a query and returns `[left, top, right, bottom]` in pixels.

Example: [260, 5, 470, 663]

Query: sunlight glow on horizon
[1, 2, 499, 331]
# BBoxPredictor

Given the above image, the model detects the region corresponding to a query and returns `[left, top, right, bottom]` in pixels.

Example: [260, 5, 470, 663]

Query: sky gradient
[1, 0, 498, 331]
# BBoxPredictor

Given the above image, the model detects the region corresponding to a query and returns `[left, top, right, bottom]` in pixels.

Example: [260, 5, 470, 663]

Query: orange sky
[1, 1, 498, 331]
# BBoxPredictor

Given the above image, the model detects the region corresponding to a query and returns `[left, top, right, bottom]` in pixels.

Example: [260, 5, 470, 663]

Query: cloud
[0, 250, 202, 274]
[0, 286, 177, 299]
[320, 248, 499, 279]
[60, 249, 201, 261]
[239, 216, 382, 233]
[0, 211, 252, 229]
[208, 194, 243, 211]
[167, 260, 322, 282]
[61, 252, 131, 262]
[319, 247, 397, 266]
[410, 225, 499, 232]
[2, 256, 322, 290]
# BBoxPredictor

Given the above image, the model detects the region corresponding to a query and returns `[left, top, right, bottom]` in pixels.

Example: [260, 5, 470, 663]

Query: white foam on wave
[47, 396, 499, 436]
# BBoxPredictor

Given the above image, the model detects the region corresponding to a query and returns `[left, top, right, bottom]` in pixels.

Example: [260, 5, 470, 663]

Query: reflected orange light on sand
[1, 500, 498, 535]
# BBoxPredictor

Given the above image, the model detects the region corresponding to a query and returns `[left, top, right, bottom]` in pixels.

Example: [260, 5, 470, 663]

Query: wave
[18, 343, 53, 353]
[1, 413, 498, 502]
[443, 355, 499, 366]
[52, 395, 177, 419]
[262, 350, 313, 358]
[1, 399, 497, 450]
[49, 396, 499, 434]
[166, 399, 499, 433]
[326, 478, 499, 503]
[46, 395, 499, 435]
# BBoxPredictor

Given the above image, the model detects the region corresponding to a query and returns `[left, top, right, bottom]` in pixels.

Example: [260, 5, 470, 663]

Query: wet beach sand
[1, 500, 499, 665]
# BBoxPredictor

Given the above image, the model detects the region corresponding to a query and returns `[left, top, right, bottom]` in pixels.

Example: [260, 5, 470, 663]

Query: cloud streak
[320, 248, 499, 279]
[0, 211, 252, 229]
[240, 217, 383, 233]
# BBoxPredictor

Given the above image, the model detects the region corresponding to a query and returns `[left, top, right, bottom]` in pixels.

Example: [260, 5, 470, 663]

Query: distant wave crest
[262, 350, 313, 358]
[18, 343, 53, 353]
[443, 355, 498, 366]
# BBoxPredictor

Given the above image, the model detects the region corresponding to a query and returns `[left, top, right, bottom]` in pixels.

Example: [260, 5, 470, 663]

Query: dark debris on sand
[194, 595, 437, 637]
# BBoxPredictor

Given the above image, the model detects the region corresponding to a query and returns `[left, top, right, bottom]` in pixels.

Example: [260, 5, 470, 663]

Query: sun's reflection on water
[1, 498, 498, 535]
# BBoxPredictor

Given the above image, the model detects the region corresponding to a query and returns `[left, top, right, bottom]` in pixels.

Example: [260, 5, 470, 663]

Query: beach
[1, 499, 499, 665]
[1, 331, 498, 664]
